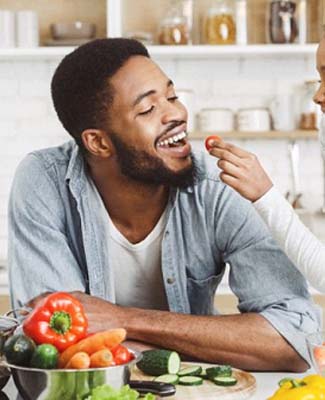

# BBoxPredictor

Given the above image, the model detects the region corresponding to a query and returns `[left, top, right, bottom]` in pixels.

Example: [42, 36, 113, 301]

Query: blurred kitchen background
[0, 0, 324, 316]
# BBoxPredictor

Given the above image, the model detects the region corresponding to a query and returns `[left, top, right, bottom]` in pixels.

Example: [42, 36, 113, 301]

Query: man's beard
[110, 132, 197, 188]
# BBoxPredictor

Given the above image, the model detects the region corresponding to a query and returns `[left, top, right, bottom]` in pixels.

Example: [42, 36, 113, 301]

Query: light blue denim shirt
[8, 140, 320, 363]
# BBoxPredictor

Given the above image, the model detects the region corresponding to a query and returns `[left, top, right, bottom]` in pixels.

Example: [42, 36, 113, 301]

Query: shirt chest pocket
[186, 272, 224, 315]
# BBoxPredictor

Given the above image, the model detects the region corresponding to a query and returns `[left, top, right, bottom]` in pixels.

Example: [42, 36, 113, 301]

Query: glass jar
[158, 0, 192, 45]
[299, 80, 319, 130]
[205, 0, 236, 45]
[267, 0, 298, 44]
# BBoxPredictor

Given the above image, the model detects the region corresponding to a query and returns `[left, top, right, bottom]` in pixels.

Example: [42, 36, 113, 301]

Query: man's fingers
[217, 159, 242, 179]
[209, 139, 251, 159]
[219, 172, 241, 190]
[210, 147, 244, 168]
[25, 291, 52, 308]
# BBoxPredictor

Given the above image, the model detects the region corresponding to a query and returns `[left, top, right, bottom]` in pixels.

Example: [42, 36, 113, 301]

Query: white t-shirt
[253, 186, 325, 292]
[107, 208, 169, 310]
[88, 177, 169, 310]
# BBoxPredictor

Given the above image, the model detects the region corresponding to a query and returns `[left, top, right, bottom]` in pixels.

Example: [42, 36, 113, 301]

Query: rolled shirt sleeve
[260, 296, 321, 364]
[214, 185, 321, 364]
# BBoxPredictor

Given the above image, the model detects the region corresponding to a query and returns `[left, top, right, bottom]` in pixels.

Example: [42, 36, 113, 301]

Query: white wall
[0, 53, 324, 273]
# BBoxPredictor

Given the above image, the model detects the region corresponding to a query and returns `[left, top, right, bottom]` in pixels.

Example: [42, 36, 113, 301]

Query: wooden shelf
[190, 130, 318, 140]
[148, 44, 318, 60]
[0, 44, 318, 61]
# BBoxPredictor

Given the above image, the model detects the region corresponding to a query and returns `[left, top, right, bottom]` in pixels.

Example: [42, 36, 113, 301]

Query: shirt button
[167, 277, 175, 284]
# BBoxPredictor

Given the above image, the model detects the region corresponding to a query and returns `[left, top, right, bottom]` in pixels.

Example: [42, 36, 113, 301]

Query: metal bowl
[50, 22, 96, 40]
[0, 316, 19, 391]
[4, 350, 141, 400]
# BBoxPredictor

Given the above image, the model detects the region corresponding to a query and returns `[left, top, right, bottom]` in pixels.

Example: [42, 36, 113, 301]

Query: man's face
[314, 37, 325, 112]
[106, 56, 195, 188]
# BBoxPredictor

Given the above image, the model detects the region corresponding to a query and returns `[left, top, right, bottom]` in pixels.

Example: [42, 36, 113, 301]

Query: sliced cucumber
[199, 369, 208, 379]
[178, 376, 203, 386]
[137, 350, 181, 376]
[154, 374, 179, 384]
[178, 366, 202, 377]
[206, 365, 232, 379]
[213, 376, 237, 387]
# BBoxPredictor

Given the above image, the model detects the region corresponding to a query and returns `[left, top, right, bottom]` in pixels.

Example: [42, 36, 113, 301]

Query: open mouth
[157, 131, 187, 148]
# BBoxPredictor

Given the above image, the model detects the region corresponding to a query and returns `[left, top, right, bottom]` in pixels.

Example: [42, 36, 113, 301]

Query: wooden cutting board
[131, 361, 256, 400]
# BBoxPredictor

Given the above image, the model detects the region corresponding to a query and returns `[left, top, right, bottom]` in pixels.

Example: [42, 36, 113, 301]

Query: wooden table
[0, 369, 315, 399]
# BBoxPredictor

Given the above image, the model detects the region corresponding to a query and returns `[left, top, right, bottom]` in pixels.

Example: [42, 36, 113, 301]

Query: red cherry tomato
[111, 344, 133, 365]
[205, 135, 221, 151]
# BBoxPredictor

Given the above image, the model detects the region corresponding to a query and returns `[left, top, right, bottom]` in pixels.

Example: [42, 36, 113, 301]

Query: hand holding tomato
[204, 135, 273, 202]
[205, 135, 222, 152]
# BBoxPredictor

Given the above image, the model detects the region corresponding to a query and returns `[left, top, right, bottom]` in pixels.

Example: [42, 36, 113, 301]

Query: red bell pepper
[23, 292, 88, 352]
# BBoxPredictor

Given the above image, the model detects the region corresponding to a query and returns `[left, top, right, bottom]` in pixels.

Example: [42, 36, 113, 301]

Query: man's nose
[161, 99, 187, 124]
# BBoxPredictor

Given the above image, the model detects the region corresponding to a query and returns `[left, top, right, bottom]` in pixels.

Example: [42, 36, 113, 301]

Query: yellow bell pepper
[268, 375, 325, 400]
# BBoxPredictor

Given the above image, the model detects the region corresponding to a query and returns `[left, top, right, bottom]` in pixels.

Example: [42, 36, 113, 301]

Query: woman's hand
[206, 136, 273, 202]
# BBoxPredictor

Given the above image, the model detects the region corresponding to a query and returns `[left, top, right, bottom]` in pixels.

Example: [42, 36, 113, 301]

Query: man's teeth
[157, 131, 187, 147]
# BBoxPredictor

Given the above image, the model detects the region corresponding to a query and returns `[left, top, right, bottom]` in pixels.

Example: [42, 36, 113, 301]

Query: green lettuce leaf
[85, 384, 155, 400]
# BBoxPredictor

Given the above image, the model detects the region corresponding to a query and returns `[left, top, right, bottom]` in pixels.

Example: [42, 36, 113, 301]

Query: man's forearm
[122, 307, 307, 372]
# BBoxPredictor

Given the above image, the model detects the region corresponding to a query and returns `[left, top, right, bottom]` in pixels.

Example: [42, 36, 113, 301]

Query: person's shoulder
[13, 140, 76, 191]
[26, 140, 76, 169]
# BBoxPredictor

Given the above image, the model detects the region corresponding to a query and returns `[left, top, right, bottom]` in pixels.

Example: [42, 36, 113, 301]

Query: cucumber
[3, 334, 36, 367]
[213, 376, 237, 387]
[199, 369, 208, 379]
[179, 376, 203, 386]
[206, 365, 232, 379]
[137, 350, 181, 376]
[154, 374, 179, 384]
[178, 366, 202, 377]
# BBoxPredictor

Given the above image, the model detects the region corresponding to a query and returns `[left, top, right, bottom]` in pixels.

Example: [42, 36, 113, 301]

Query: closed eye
[168, 96, 178, 101]
[138, 106, 154, 116]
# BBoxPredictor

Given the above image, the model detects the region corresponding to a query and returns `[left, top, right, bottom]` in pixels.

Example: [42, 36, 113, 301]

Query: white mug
[237, 108, 271, 132]
[270, 94, 295, 131]
[0, 10, 15, 48]
[199, 108, 234, 132]
[16, 10, 39, 48]
[177, 89, 195, 132]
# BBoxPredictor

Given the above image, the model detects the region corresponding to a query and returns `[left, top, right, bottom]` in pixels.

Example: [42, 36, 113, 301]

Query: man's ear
[81, 129, 113, 158]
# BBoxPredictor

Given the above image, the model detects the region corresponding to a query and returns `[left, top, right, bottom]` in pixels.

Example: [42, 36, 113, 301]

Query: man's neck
[88, 161, 169, 243]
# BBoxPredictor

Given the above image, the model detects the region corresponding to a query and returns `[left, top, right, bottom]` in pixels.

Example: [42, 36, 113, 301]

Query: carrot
[59, 328, 126, 368]
[65, 351, 90, 369]
[90, 349, 114, 368]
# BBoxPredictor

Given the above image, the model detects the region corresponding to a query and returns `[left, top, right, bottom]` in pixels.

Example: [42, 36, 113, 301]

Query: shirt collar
[65, 141, 87, 198]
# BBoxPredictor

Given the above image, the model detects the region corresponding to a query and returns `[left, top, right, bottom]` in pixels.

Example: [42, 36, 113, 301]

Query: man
[8, 38, 320, 372]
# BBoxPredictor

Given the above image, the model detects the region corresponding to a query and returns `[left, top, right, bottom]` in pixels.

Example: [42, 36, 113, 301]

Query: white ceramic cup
[16, 10, 39, 48]
[270, 94, 295, 131]
[199, 108, 234, 132]
[237, 108, 271, 131]
[0, 10, 15, 48]
[177, 89, 195, 132]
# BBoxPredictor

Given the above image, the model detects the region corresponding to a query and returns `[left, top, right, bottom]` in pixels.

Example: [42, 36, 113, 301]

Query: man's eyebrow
[132, 80, 174, 107]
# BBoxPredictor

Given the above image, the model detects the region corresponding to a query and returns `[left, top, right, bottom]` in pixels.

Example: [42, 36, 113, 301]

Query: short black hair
[51, 38, 150, 150]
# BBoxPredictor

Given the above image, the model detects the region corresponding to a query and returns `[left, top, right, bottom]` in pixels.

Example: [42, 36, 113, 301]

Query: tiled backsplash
[0, 53, 324, 266]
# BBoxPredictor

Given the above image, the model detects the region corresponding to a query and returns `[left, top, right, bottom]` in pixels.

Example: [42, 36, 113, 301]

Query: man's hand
[26, 291, 52, 309]
[207, 137, 273, 202]
[26, 291, 128, 334]
[70, 291, 127, 333]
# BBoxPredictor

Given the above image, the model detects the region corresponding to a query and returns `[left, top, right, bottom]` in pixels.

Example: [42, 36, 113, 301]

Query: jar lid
[207, 2, 233, 15]
[161, 16, 187, 25]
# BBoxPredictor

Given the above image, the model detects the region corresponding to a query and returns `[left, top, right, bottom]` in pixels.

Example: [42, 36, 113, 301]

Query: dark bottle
[268, 0, 298, 44]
